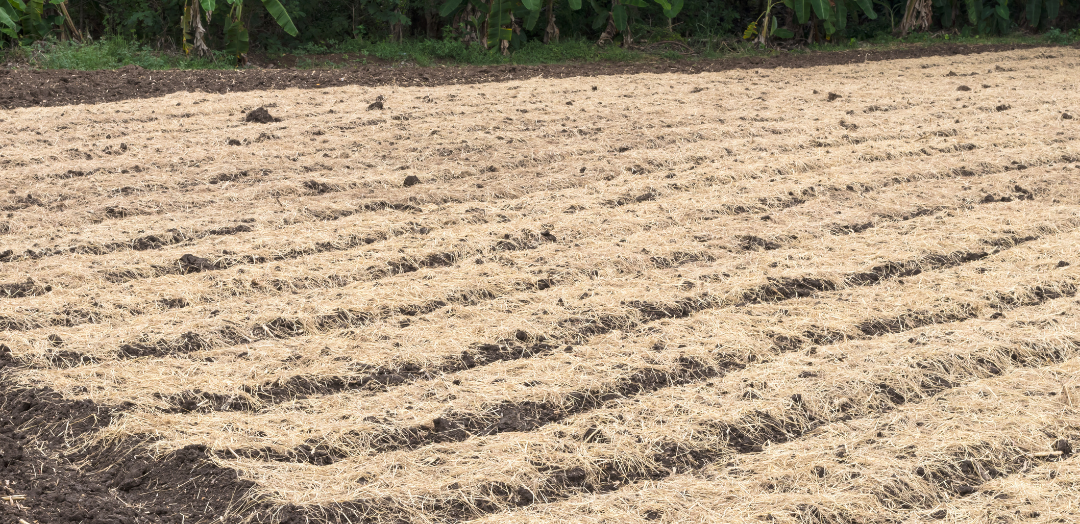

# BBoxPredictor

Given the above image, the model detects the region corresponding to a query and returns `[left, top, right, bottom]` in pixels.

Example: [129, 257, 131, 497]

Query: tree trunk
[597, 11, 616, 46]
[543, 0, 559, 43]
[898, 0, 932, 35]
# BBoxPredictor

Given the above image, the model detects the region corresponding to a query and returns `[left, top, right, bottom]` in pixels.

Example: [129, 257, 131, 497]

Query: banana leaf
[0, 4, 17, 36]
[568, 0, 582, 9]
[612, 3, 627, 30]
[1026, 0, 1040, 24]
[259, 0, 297, 36]
[965, 0, 979, 24]
[1043, 0, 1058, 20]
[662, 0, 683, 18]
[225, 19, 249, 56]
[438, 0, 462, 17]
[808, 0, 831, 20]
[852, 0, 877, 18]
[788, 0, 810, 24]
[486, 0, 514, 48]
[525, 3, 540, 28]
[771, 16, 794, 37]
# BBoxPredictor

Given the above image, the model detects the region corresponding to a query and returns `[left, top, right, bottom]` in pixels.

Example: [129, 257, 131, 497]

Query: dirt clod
[403, 175, 422, 187]
[827, 92, 842, 101]
[228, 138, 242, 146]
[1063, 113, 1074, 120]
[995, 104, 1011, 112]
[245, 107, 281, 123]
[1052, 438, 1072, 455]
[178, 254, 216, 273]
[0, 278, 51, 298]
[954, 484, 976, 495]
[957, 85, 971, 91]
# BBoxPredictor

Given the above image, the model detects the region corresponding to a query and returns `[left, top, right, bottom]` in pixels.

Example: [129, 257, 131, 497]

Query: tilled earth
[0, 43, 1066, 109]
[2, 44, 1080, 524]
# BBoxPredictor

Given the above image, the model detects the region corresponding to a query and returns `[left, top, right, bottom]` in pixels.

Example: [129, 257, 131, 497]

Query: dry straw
[1, 47, 1079, 523]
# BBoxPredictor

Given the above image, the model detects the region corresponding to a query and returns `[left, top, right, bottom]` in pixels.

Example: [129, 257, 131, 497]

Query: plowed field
[2, 46, 1080, 524]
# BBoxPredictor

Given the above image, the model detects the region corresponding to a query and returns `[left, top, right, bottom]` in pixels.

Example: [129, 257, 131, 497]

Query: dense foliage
[2, 0, 1078, 58]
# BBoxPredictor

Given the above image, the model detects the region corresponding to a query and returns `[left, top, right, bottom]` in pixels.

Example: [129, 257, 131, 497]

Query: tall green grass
[22, 37, 232, 70]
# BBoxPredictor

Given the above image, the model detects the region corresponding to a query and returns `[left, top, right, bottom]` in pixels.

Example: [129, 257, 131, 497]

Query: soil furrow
[52, 223, 1045, 383]
[235, 306, 1080, 521]
[464, 362, 1080, 524]
[215, 274, 1078, 465]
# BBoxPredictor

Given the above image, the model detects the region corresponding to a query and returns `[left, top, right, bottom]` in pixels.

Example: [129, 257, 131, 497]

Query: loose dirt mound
[0, 43, 1063, 109]
[245, 106, 281, 123]
[2, 46, 1080, 524]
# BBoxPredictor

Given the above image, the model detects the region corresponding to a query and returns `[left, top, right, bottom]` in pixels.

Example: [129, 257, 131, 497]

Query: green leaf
[612, 3, 627, 31]
[648, 0, 671, 11]
[259, 0, 297, 36]
[525, 3, 540, 29]
[792, 0, 810, 23]
[592, 9, 608, 29]
[7, 0, 26, 12]
[808, 0, 831, 19]
[1026, 0, 1040, 24]
[772, 26, 794, 38]
[743, 20, 757, 39]
[486, 0, 514, 48]
[438, 0, 462, 17]
[200, 0, 215, 14]
[835, 0, 847, 29]
[0, 4, 16, 31]
[622, 0, 648, 7]
[224, 13, 249, 57]
[995, 2, 1008, 19]
[568, 0, 582, 9]
[662, 0, 683, 18]
[965, 0, 979, 24]
[469, 0, 490, 13]
[521, 0, 541, 11]
[853, 0, 877, 18]
[823, 18, 835, 33]
[1044, 0, 1058, 20]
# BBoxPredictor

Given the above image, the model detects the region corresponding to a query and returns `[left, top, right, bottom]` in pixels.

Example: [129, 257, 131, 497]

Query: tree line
[2, 0, 1077, 61]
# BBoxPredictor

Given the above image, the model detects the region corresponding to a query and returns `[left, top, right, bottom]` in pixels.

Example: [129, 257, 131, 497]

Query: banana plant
[440, 0, 559, 50]
[969, 0, 1011, 33]
[0, 0, 72, 43]
[591, 0, 674, 46]
[794, 0, 877, 37]
[743, 0, 792, 42]
[747, 0, 876, 42]
[1023, 0, 1058, 28]
[182, 0, 298, 63]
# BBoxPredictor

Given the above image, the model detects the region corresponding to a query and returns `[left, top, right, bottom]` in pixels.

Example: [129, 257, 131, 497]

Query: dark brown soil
[245, 106, 280, 123]
[0, 43, 1066, 110]
[0, 377, 261, 524]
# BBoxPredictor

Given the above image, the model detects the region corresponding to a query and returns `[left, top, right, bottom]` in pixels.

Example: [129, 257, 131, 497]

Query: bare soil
[0, 43, 1063, 110]
[1, 44, 1080, 524]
